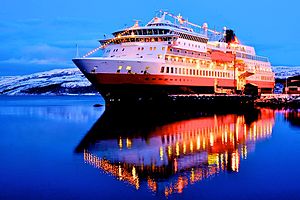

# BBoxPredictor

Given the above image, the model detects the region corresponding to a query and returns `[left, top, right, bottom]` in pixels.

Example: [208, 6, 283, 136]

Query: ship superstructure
[73, 11, 275, 100]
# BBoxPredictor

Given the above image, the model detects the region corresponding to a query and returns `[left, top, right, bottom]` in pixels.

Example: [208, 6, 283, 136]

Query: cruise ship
[73, 11, 275, 101]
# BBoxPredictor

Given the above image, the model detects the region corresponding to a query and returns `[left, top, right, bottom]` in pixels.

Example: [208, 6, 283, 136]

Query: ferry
[73, 11, 275, 101]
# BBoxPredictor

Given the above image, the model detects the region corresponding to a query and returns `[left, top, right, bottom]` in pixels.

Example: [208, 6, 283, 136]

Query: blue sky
[1, 0, 299, 75]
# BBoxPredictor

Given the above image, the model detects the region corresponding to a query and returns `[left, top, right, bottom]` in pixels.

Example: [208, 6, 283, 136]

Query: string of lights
[82, 28, 131, 58]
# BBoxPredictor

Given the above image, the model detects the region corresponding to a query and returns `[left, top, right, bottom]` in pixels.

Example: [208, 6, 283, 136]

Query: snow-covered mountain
[272, 66, 300, 79]
[0, 66, 299, 95]
[0, 68, 98, 95]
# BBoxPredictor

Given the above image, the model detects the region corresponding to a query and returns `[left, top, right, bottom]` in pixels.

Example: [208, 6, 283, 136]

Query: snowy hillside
[0, 68, 98, 95]
[272, 66, 300, 79]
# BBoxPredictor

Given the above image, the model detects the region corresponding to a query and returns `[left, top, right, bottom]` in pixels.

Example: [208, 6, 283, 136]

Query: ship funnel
[224, 29, 238, 44]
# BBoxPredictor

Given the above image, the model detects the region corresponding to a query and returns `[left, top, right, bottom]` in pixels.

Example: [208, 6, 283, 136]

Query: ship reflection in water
[77, 109, 275, 197]
[283, 109, 300, 128]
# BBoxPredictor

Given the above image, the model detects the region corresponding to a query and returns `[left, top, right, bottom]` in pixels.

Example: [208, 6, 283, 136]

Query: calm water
[0, 96, 300, 200]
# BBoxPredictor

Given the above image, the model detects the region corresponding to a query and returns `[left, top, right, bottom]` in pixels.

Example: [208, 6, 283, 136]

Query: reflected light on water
[81, 108, 275, 197]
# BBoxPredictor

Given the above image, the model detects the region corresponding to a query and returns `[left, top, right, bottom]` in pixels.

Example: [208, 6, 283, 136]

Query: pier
[255, 94, 300, 109]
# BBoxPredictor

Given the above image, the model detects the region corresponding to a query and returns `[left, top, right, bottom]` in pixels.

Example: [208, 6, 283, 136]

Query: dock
[255, 94, 300, 109]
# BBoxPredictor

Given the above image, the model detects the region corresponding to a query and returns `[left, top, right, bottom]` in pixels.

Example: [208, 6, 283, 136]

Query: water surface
[0, 96, 300, 200]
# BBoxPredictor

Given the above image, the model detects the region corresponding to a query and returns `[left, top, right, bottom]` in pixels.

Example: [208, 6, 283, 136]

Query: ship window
[190, 69, 192, 75]
[175, 68, 177, 74]
[200, 70, 202, 76]
[160, 66, 165, 73]
[179, 68, 181, 74]
[171, 67, 174, 73]
[166, 67, 170, 73]
[193, 69, 195, 75]
[183, 68, 185, 75]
